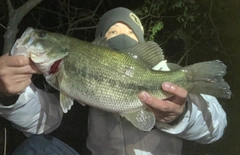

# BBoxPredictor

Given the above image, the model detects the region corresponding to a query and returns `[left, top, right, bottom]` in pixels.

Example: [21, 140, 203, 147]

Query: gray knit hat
[95, 7, 144, 42]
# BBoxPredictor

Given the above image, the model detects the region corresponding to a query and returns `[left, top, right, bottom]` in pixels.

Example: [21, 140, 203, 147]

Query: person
[0, 7, 227, 155]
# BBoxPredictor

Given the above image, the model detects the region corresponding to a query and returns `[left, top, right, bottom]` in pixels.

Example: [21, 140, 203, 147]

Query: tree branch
[208, 0, 227, 55]
[3, 0, 43, 54]
[0, 23, 6, 30]
[69, 0, 103, 29]
[69, 25, 97, 31]
[177, 37, 203, 64]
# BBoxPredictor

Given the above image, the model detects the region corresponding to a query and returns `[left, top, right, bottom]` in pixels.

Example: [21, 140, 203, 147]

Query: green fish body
[11, 27, 231, 131]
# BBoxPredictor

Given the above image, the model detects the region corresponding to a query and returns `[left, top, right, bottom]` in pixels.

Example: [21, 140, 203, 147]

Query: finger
[5, 55, 31, 67]
[2, 54, 38, 72]
[15, 64, 40, 74]
[1, 74, 32, 88]
[162, 82, 187, 98]
[10, 79, 31, 94]
[1, 79, 31, 95]
[3, 63, 40, 75]
[138, 91, 170, 111]
[11, 74, 33, 82]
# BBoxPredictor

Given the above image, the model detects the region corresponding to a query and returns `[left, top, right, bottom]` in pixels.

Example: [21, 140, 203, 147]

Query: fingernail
[139, 91, 149, 101]
[164, 82, 171, 88]
[163, 82, 175, 90]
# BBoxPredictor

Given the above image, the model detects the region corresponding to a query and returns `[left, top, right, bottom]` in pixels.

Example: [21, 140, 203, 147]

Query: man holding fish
[0, 7, 227, 155]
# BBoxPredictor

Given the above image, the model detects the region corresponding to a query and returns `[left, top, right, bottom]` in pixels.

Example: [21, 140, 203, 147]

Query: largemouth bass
[11, 27, 231, 131]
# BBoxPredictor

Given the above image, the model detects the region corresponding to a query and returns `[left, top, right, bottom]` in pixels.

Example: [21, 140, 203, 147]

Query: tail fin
[183, 60, 231, 99]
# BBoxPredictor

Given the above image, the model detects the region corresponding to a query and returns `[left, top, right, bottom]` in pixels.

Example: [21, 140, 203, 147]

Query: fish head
[11, 27, 69, 76]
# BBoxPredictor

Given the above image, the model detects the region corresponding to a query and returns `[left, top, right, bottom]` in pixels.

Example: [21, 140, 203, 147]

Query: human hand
[138, 82, 187, 124]
[0, 53, 40, 96]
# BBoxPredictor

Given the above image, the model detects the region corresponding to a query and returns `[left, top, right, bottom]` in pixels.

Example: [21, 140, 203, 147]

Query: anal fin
[121, 107, 155, 131]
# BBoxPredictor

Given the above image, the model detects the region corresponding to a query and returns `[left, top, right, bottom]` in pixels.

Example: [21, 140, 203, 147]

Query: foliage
[148, 21, 164, 41]
[134, 0, 199, 40]
[134, 0, 230, 65]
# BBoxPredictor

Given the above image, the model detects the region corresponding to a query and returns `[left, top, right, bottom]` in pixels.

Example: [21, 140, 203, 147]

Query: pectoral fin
[60, 92, 74, 113]
[120, 107, 155, 131]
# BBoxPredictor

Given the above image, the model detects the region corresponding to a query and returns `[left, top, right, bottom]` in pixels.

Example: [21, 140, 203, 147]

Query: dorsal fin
[92, 38, 164, 68]
[124, 41, 164, 68]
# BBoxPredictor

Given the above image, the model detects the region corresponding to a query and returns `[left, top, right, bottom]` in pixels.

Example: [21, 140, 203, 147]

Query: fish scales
[61, 45, 186, 112]
[59, 41, 161, 111]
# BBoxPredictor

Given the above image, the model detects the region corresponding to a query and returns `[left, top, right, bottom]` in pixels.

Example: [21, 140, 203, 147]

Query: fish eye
[39, 31, 46, 38]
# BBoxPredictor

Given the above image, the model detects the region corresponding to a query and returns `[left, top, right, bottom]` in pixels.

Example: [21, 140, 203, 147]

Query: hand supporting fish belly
[11, 27, 231, 131]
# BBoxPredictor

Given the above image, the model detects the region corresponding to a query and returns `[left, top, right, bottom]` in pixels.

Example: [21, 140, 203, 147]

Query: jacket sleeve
[155, 94, 227, 144]
[0, 83, 63, 137]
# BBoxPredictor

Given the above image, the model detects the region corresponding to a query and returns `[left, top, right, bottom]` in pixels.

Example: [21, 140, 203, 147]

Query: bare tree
[3, 0, 43, 54]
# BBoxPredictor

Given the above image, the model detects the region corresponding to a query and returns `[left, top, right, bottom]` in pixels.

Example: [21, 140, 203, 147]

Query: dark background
[0, 0, 239, 154]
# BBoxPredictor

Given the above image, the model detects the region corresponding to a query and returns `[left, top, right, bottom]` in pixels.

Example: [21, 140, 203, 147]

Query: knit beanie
[95, 7, 144, 42]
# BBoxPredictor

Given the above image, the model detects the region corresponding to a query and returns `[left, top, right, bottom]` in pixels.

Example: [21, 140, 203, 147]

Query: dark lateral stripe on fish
[71, 65, 160, 92]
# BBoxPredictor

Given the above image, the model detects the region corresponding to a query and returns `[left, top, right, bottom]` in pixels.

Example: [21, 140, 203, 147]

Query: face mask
[107, 34, 138, 51]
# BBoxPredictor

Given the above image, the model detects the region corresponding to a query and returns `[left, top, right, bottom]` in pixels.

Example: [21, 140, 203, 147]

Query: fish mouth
[11, 27, 47, 61]
[11, 27, 62, 75]
[10, 27, 35, 56]
[49, 59, 62, 74]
